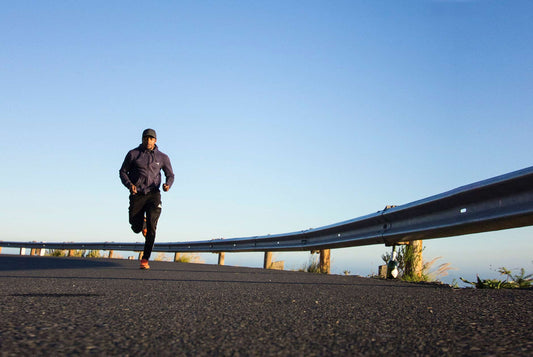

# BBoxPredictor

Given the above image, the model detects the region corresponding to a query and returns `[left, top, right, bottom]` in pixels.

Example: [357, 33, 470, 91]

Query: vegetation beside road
[461, 267, 532, 289]
[46, 249, 103, 258]
[381, 245, 453, 283]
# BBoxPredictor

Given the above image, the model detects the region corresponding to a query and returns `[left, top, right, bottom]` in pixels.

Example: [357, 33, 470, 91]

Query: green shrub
[46, 249, 66, 257]
[461, 267, 532, 289]
[381, 246, 454, 282]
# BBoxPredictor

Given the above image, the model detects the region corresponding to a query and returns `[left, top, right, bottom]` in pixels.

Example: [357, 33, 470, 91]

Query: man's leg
[129, 194, 147, 234]
[142, 192, 162, 261]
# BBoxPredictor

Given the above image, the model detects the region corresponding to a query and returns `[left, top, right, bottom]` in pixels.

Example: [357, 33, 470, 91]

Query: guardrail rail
[2, 166, 533, 257]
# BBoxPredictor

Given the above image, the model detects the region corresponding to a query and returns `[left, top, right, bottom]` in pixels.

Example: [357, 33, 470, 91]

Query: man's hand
[130, 184, 138, 195]
[163, 184, 170, 192]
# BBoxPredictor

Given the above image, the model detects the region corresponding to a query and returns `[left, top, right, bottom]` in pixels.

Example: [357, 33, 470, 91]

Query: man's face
[142, 136, 157, 150]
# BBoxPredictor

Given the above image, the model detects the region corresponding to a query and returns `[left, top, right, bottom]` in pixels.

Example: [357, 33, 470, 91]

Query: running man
[119, 128, 174, 269]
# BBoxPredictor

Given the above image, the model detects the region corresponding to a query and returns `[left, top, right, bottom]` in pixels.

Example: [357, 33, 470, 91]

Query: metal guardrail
[2, 166, 533, 254]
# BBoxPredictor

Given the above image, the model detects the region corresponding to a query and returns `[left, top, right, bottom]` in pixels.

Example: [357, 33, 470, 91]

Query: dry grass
[173, 253, 204, 264]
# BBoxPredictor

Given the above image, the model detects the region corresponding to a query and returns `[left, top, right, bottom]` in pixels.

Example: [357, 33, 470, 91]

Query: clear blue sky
[1, 1, 532, 283]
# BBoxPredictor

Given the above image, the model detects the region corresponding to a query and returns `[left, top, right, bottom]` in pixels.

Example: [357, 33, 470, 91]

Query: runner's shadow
[0, 255, 119, 271]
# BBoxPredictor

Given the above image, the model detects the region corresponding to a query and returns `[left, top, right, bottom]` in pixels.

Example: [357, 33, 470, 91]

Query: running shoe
[140, 259, 150, 270]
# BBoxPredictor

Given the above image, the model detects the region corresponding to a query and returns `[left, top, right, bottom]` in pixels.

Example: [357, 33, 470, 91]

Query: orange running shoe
[140, 259, 150, 270]
[142, 217, 147, 237]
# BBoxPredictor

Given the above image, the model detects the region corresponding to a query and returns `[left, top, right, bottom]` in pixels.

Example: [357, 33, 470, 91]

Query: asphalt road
[0, 255, 531, 356]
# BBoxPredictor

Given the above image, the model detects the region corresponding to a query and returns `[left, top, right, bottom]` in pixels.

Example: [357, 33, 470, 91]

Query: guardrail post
[20, 248, 26, 255]
[218, 252, 225, 265]
[404, 240, 423, 278]
[319, 249, 331, 274]
[264, 251, 272, 269]
[174, 252, 181, 262]
[108, 250, 114, 259]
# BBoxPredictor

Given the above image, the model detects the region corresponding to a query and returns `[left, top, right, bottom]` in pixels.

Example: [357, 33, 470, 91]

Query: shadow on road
[0, 255, 120, 271]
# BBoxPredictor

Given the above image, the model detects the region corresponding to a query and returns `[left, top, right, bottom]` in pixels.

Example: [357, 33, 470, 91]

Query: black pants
[129, 191, 162, 260]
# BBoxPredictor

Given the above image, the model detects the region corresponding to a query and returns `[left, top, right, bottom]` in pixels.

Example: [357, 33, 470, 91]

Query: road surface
[0, 255, 531, 356]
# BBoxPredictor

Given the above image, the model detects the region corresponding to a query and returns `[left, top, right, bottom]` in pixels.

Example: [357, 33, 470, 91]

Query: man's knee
[131, 224, 143, 234]
[130, 214, 145, 233]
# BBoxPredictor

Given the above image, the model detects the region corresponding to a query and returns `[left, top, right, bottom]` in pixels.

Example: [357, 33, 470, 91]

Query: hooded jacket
[119, 144, 174, 195]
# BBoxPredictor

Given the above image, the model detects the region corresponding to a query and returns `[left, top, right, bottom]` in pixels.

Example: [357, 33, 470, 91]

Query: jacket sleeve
[162, 154, 175, 188]
[119, 151, 134, 189]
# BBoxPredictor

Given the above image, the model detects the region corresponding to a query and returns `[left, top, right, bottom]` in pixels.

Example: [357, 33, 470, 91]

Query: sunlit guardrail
[2, 166, 533, 254]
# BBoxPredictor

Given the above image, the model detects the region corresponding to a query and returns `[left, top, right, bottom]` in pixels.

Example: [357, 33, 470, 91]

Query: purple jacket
[119, 144, 174, 194]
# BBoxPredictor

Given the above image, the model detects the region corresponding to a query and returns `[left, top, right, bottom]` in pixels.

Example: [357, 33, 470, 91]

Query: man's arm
[162, 154, 174, 192]
[119, 151, 137, 194]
